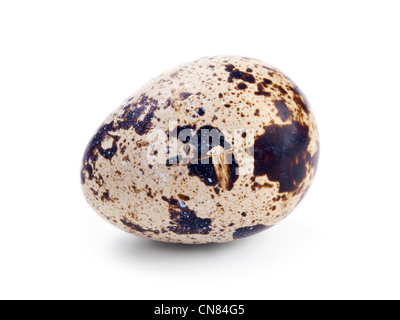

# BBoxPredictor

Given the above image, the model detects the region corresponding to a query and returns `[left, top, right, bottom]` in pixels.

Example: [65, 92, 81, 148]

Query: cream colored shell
[81, 56, 319, 244]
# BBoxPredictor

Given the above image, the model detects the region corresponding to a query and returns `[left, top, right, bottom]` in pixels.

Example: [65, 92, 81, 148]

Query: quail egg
[81, 55, 319, 244]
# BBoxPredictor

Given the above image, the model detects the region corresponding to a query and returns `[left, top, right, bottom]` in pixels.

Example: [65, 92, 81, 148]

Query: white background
[1, 0, 399, 300]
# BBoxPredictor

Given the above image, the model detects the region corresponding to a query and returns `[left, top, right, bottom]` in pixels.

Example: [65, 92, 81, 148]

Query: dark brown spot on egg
[273, 84, 288, 95]
[263, 78, 273, 85]
[180, 92, 193, 100]
[255, 82, 271, 97]
[251, 182, 273, 191]
[237, 83, 248, 90]
[83, 122, 116, 164]
[81, 121, 121, 183]
[146, 187, 154, 199]
[120, 219, 161, 234]
[178, 194, 191, 201]
[120, 219, 148, 232]
[273, 100, 292, 121]
[101, 191, 111, 202]
[251, 121, 311, 193]
[225, 65, 256, 84]
[99, 138, 119, 160]
[233, 225, 270, 239]
[166, 126, 239, 192]
[162, 196, 212, 235]
[164, 99, 172, 109]
[197, 107, 205, 116]
[117, 95, 158, 137]
[225, 64, 235, 72]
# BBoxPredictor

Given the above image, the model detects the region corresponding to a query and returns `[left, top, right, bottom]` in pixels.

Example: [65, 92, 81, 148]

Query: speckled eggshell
[81, 55, 320, 244]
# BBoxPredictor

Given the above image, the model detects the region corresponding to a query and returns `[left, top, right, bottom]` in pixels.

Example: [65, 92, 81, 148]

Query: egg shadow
[111, 233, 256, 270]
[117, 235, 245, 254]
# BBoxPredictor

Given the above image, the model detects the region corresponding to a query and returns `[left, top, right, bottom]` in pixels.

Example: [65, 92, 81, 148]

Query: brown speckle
[273, 100, 292, 121]
[197, 107, 205, 116]
[178, 194, 191, 201]
[101, 191, 111, 202]
[237, 83, 248, 90]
